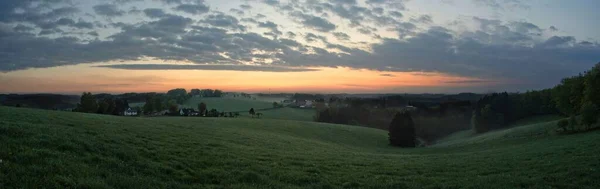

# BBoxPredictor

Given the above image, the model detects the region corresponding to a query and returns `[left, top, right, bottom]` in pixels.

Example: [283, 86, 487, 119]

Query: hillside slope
[1, 107, 599, 188]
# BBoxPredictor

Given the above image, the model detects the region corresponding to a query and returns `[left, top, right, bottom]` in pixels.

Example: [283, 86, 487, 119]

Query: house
[295, 100, 314, 108]
[124, 108, 138, 116]
[179, 108, 199, 116]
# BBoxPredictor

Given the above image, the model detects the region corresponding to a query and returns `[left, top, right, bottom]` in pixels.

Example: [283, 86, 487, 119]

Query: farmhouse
[124, 108, 138, 116]
[180, 108, 199, 116]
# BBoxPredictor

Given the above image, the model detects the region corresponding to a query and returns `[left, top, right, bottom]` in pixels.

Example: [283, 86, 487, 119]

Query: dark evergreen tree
[388, 112, 416, 147]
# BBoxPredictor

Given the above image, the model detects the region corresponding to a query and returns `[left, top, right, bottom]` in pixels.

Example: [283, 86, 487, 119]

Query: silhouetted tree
[77, 92, 98, 113]
[143, 95, 155, 114]
[388, 112, 416, 147]
[214, 89, 223, 97]
[198, 102, 207, 116]
[190, 89, 201, 96]
[249, 108, 255, 117]
[113, 99, 129, 115]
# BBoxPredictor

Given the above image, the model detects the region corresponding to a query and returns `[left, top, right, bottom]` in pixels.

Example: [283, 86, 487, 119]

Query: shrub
[557, 119, 569, 132]
[580, 102, 598, 130]
[568, 116, 578, 131]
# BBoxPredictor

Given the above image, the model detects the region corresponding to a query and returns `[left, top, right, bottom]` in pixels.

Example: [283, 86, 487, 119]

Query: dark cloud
[286, 31, 297, 38]
[443, 79, 493, 84]
[262, 0, 280, 6]
[202, 13, 246, 31]
[305, 33, 327, 43]
[411, 15, 432, 24]
[473, 0, 530, 10]
[13, 24, 35, 32]
[389, 11, 403, 18]
[93, 4, 125, 17]
[230, 8, 244, 15]
[258, 21, 277, 30]
[240, 4, 252, 10]
[380, 74, 395, 77]
[292, 12, 336, 32]
[330, 0, 357, 5]
[144, 8, 166, 18]
[333, 32, 350, 41]
[174, 3, 210, 15]
[96, 64, 319, 72]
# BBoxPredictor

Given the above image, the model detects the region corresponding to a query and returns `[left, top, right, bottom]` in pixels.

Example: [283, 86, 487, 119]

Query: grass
[1, 107, 600, 188]
[183, 97, 315, 121]
[233, 107, 315, 122]
[183, 97, 274, 112]
[434, 115, 564, 147]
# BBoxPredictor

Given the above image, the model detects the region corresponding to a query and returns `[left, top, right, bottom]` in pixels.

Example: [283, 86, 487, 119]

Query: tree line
[472, 63, 600, 133]
[74, 88, 226, 116]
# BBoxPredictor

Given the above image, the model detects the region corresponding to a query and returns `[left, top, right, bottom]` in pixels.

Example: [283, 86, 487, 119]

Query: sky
[0, 0, 599, 94]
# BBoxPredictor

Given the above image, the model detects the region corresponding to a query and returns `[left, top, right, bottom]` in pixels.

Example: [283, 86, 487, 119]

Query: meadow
[182, 97, 314, 121]
[1, 106, 599, 188]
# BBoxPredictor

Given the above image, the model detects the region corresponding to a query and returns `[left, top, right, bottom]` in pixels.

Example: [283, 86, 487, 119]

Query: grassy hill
[434, 115, 564, 147]
[1, 107, 599, 188]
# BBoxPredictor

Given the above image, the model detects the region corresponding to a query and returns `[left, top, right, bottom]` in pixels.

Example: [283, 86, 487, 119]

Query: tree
[201, 89, 215, 97]
[388, 112, 416, 147]
[198, 102, 207, 116]
[154, 97, 164, 111]
[249, 108, 255, 117]
[584, 63, 600, 107]
[580, 102, 598, 130]
[190, 89, 201, 96]
[113, 99, 129, 115]
[143, 95, 155, 114]
[77, 92, 98, 113]
[213, 89, 223, 97]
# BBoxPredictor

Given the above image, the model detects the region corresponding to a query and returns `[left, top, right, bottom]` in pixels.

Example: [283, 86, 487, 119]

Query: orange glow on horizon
[0, 62, 499, 94]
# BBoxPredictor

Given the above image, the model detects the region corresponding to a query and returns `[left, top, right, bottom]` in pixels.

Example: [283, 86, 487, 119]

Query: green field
[1, 107, 599, 188]
[183, 97, 275, 112]
[182, 97, 314, 121]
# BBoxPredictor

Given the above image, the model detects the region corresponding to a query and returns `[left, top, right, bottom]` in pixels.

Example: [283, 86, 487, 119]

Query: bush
[557, 119, 569, 132]
[580, 102, 598, 130]
[568, 116, 578, 131]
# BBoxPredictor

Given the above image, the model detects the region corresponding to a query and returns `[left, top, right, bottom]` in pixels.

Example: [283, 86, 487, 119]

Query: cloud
[473, 0, 530, 11]
[443, 79, 494, 84]
[174, 3, 210, 15]
[333, 32, 350, 41]
[291, 12, 336, 32]
[144, 8, 166, 18]
[93, 4, 125, 17]
[96, 64, 319, 72]
[380, 74, 395, 77]
[0, 0, 598, 92]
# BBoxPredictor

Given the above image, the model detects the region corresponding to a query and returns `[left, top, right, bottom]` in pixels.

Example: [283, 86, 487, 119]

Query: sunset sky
[1, 0, 599, 94]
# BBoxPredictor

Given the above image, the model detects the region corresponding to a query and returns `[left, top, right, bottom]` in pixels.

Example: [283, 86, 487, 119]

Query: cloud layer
[0, 0, 598, 90]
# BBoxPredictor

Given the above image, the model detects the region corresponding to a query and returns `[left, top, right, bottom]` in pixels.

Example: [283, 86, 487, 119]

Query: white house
[124, 108, 138, 116]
